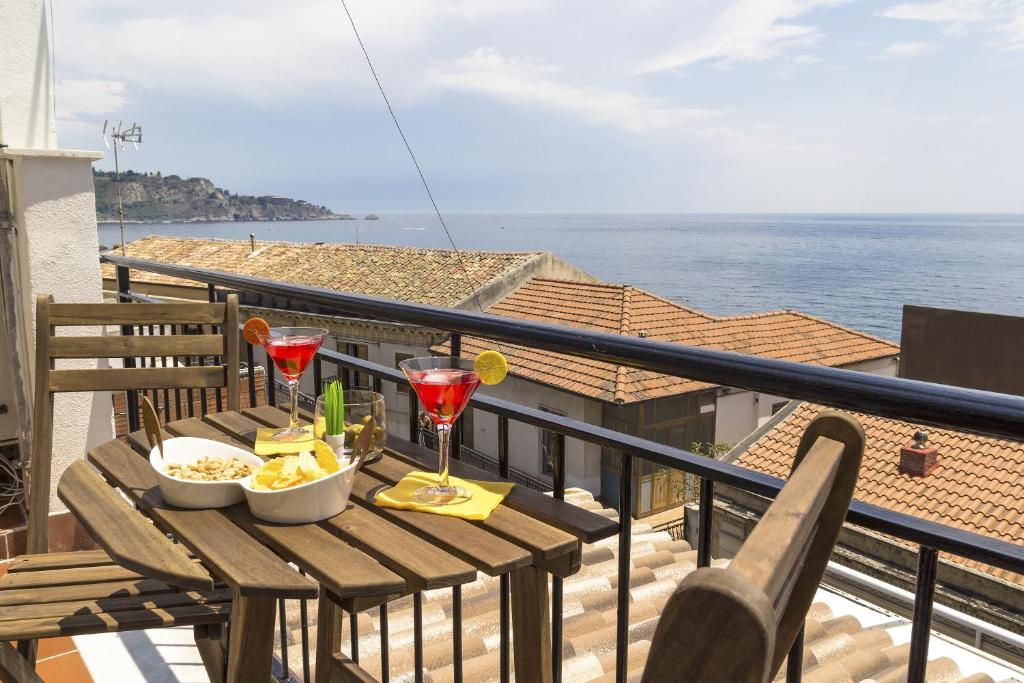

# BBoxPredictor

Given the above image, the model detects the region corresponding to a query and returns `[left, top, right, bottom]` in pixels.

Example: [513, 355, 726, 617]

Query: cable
[339, 0, 542, 452]
[339, 0, 474, 279]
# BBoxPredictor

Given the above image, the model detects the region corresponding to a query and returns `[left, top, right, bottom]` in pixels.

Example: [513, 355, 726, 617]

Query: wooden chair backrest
[642, 411, 865, 683]
[27, 294, 241, 554]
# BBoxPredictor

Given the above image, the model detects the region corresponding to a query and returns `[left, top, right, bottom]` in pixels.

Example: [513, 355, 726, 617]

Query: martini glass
[260, 327, 327, 441]
[399, 356, 482, 505]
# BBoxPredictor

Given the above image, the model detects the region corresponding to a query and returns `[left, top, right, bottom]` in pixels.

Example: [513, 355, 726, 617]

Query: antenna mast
[101, 121, 143, 255]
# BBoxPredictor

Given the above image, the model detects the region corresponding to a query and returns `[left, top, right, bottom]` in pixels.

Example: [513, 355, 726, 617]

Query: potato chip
[313, 440, 341, 474]
[297, 451, 325, 481]
[250, 448, 338, 491]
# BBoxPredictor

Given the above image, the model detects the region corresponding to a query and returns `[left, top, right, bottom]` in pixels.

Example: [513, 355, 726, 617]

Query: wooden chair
[642, 411, 866, 683]
[0, 294, 241, 683]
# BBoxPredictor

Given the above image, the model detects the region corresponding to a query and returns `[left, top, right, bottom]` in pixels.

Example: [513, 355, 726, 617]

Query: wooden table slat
[88, 439, 316, 599]
[245, 404, 618, 544]
[386, 435, 620, 543]
[57, 460, 214, 590]
[212, 409, 532, 576]
[165, 416, 408, 600]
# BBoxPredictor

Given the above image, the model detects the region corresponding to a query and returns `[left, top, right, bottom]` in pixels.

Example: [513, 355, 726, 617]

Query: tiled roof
[733, 403, 1024, 585]
[101, 236, 548, 308]
[451, 279, 899, 403]
[290, 489, 991, 682]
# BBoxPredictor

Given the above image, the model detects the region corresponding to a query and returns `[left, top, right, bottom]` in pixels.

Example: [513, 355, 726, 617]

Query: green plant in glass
[316, 380, 346, 453]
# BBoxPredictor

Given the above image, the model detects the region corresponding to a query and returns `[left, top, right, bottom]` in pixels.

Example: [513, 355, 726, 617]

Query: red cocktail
[259, 327, 327, 441]
[400, 357, 482, 504]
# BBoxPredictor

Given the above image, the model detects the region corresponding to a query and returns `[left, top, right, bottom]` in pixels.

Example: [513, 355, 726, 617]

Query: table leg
[315, 588, 344, 683]
[510, 565, 553, 683]
[226, 593, 277, 683]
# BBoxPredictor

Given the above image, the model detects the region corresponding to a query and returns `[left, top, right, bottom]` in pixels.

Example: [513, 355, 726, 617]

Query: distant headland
[93, 170, 355, 223]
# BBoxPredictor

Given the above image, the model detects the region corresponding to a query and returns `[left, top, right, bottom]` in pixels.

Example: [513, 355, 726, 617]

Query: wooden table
[60, 407, 619, 683]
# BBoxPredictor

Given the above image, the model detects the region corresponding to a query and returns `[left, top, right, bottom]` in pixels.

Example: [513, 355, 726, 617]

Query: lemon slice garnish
[474, 350, 508, 385]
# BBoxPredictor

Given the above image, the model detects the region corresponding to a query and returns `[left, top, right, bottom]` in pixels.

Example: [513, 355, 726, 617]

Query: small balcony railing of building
[102, 254, 1024, 683]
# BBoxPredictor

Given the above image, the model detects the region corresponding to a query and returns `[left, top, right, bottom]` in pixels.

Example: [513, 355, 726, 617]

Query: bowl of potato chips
[150, 438, 265, 509]
[240, 440, 358, 523]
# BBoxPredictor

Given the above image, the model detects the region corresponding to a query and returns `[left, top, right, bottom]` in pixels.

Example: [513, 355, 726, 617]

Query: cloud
[636, 0, 847, 72]
[56, 79, 130, 119]
[881, 0, 1024, 50]
[426, 48, 719, 133]
[880, 41, 936, 57]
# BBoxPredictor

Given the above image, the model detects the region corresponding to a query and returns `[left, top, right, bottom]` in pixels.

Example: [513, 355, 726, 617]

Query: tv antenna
[101, 121, 143, 255]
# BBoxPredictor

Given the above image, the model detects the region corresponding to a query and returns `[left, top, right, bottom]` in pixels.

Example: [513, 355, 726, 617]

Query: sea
[99, 214, 1024, 343]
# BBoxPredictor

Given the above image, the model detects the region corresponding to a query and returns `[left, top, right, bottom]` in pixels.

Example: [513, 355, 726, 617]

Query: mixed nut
[165, 456, 255, 482]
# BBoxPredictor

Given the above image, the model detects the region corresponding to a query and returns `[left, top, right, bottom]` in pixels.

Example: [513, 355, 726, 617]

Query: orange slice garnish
[243, 316, 270, 345]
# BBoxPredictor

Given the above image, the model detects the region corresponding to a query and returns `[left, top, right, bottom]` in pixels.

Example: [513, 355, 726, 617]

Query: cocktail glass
[399, 356, 481, 505]
[259, 327, 328, 441]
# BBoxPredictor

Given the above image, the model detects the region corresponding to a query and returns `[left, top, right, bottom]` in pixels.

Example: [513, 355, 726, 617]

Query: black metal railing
[104, 255, 1024, 683]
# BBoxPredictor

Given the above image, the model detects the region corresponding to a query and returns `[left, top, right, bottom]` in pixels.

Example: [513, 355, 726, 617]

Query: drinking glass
[314, 390, 387, 464]
[399, 356, 481, 505]
[259, 327, 327, 441]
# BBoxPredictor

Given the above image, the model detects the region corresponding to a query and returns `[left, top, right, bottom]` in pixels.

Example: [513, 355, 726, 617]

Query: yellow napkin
[254, 425, 314, 457]
[374, 471, 514, 521]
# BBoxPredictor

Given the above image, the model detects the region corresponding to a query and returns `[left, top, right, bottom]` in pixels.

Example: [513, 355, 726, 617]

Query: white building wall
[714, 355, 899, 448]
[0, 0, 57, 149]
[2, 0, 113, 523]
[8, 152, 112, 518]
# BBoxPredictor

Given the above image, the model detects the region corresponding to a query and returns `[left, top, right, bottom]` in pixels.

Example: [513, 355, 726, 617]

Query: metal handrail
[103, 254, 1024, 683]
[101, 254, 1024, 441]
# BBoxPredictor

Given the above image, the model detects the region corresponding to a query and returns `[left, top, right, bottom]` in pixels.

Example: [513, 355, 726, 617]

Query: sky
[52, 0, 1024, 213]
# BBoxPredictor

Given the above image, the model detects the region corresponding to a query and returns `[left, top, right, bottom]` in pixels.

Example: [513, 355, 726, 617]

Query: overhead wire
[338, 0, 540, 414]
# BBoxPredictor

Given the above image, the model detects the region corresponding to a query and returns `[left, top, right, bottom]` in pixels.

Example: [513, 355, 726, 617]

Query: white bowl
[150, 437, 265, 509]
[240, 457, 359, 524]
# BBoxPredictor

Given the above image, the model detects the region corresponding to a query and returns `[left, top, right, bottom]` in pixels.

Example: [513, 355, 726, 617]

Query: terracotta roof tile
[101, 236, 547, 308]
[735, 403, 1024, 584]
[451, 279, 898, 403]
[325, 489, 987, 682]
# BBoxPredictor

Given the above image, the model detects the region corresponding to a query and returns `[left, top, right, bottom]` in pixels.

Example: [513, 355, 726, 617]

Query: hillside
[93, 170, 350, 222]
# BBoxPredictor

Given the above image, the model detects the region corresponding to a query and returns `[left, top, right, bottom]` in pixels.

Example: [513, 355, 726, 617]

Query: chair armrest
[58, 460, 214, 590]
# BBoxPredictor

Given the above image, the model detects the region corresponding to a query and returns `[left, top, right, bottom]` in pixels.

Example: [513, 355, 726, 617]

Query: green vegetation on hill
[93, 170, 350, 222]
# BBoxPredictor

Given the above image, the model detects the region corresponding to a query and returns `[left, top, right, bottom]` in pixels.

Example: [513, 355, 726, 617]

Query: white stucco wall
[11, 151, 112, 517]
[0, 0, 57, 149]
[714, 355, 899, 448]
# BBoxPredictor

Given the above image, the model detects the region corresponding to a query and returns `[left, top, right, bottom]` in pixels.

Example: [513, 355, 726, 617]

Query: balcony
[6, 253, 1023, 683]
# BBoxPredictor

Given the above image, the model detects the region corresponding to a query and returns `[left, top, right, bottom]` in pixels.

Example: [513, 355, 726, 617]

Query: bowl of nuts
[150, 437, 265, 509]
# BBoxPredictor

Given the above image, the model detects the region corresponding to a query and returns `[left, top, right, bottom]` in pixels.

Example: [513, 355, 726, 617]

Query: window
[394, 352, 413, 394]
[538, 406, 566, 478]
[338, 341, 369, 389]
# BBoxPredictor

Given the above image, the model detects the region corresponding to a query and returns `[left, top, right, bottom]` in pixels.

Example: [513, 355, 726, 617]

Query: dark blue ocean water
[100, 214, 1024, 342]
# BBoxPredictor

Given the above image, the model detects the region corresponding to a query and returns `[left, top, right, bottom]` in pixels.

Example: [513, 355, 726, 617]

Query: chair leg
[0, 642, 44, 683]
[195, 624, 228, 683]
[13, 642, 34, 670]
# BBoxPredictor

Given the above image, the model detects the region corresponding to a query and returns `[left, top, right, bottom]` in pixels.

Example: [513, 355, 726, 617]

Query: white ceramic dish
[150, 437, 265, 509]
[240, 458, 359, 524]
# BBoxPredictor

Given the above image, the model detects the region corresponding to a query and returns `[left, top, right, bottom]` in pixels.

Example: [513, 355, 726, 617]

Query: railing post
[408, 388, 419, 444]
[413, 592, 424, 683]
[115, 265, 140, 433]
[246, 340, 258, 408]
[786, 626, 804, 683]
[498, 414, 511, 683]
[379, 603, 390, 683]
[552, 433, 566, 683]
[908, 546, 939, 683]
[615, 452, 633, 683]
[697, 478, 715, 567]
[450, 332, 462, 461]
